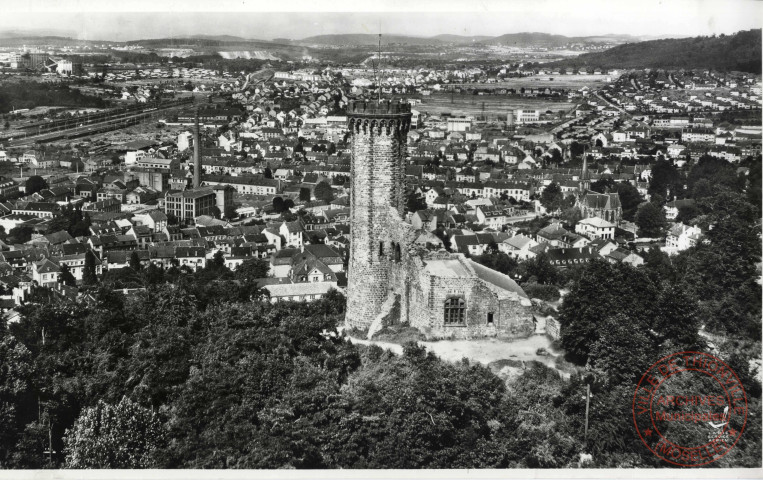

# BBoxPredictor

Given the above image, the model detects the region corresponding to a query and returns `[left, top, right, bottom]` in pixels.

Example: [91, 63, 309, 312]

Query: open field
[411, 92, 577, 118]
[452, 73, 615, 89]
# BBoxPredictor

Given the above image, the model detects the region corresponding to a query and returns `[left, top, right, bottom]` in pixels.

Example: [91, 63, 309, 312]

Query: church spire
[579, 145, 589, 194]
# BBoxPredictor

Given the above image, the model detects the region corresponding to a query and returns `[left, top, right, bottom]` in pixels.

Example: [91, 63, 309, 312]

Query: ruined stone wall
[406, 253, 535, 340]
[343, 100, 533, 339]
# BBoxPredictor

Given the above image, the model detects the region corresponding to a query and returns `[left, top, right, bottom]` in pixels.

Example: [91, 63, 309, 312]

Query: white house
[499, 235, 538, 260]
[575, 217, 616, 240]
[664, 223, 702, 253]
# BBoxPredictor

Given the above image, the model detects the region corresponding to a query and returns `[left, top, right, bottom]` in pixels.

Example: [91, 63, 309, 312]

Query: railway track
[1, 98, 196, 146]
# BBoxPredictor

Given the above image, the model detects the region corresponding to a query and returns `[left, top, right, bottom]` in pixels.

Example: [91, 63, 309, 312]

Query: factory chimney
[193, 108, 201, 189]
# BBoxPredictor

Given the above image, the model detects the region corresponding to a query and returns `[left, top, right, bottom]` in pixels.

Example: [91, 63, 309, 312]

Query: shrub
[522, 282, 561, 302]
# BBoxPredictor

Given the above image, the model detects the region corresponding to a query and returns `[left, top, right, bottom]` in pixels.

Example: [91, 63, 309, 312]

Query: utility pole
[584, 382, 590, 441]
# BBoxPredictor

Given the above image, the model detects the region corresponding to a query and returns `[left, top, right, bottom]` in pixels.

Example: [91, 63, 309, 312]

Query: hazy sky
[0, 0, 760, 41]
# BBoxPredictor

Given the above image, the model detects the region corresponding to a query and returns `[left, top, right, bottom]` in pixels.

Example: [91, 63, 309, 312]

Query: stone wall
[407, 256, 534, 340]
[546, 316, 562, 340]
[344, 100, 534, 340]
[345, 103, 412, 329]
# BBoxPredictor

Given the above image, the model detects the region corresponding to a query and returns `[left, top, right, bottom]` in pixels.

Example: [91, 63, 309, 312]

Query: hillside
[548, 29, 762, 73]
[123, 37, 316, 61]
[481, 32, 648, 47]
[297, 34, 444, 46]
[297, 32, 654, 48]
[431, 34, 493, 43]
[482, 32, 576, 47]
[0, 35, 104, 47]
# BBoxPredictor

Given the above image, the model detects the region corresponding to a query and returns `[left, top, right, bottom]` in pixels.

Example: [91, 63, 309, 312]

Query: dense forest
[550, 29, 762, 74]
[0, 81, 109, 114]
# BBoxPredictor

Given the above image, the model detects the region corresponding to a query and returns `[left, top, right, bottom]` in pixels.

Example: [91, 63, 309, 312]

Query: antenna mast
[377, 29, 382, 102]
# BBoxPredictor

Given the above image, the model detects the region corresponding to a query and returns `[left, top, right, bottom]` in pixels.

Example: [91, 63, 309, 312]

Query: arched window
[394, 243, 401, 262]
[379, 241, 384, 258]
[444, 297, 466, 325]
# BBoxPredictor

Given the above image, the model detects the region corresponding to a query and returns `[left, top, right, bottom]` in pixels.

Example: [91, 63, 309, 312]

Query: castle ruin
[345, 100, 534, 339]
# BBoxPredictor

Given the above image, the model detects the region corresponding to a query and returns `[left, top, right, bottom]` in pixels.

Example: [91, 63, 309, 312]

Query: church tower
[579, 151, 590, 193]
[345, 100, 412, 330]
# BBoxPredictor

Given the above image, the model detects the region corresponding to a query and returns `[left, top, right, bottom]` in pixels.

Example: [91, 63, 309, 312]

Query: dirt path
[346, 331, 574, 380]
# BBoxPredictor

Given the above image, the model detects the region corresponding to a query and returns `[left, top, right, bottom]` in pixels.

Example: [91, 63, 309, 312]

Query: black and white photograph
[0, 1, 760, 478]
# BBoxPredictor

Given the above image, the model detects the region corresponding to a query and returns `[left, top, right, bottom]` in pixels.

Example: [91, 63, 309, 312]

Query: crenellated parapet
[347, 100, 412, 136]
[348, 116, 411, 136]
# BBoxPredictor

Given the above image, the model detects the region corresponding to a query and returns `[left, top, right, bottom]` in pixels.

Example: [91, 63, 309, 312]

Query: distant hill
[296, 32, 656, 47]
[548, 29, 762, 73]
[122, 37, 314, 60]
[0, 35, 104, 47]
[190, 34, 261, 43]
[481, 32, 646, 47]
[482, 32, 574, 47]
[431, 34, 493, 44]
[297, 34, 443, 46]
[0, 28, 79, 39]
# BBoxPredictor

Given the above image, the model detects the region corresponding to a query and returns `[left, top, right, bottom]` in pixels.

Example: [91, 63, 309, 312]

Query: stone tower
[345, 100, 412, 330]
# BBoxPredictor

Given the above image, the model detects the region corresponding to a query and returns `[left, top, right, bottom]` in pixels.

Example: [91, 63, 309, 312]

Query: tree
[473, 251, 518, 276]
[129, 252, 143, 272]
[299, 187, 311, 202]
[8, 225, 33, 244]
[540, 182, 564, 213]
[263, 166, 273, 179]
[0, 335, 33, 466]
[691, 178, 714, 200]
[560, 206, 582, 230]
[143, 262, 165, 285]
[569, 141, 585, 158]
[687, 155, 743, 195]
[224, 205, 237, 220]
[652, 283, 703, 349]
[82, 251, 98, 286]
[520, 251, 561, 285]
[63, 397, 166, 468]
[634, 202, 666, 238]
[642, 247, 674, 284]
[314, 181, 334, 203]
[209, 206, 221, 219]
[559, 260, 659, 364]
[24, 175, 47, 195]
[613, 182, 642, 221]
[648, 159, 681, 200]
[58, 265, 76, 287]
[406, 192, 427, 213]
[588, 314, 657, 385]
[590, 177, 615, 194]
[234, 258, 270, 282]
[746, 155, 761, 215]
[272, 196, 285, 213]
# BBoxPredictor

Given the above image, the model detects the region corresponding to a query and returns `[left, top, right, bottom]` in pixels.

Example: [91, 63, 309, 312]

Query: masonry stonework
[345, 101, 412, 329]
[345, 100, 534, 339]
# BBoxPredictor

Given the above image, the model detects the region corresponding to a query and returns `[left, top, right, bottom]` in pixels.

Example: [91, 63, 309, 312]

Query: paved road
[593, 90, 629, 117]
